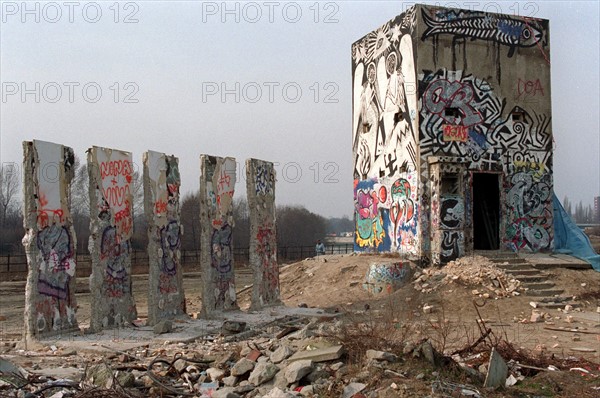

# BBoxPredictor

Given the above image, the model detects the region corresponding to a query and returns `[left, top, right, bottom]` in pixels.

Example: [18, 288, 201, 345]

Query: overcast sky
[1, 0, 598, 218]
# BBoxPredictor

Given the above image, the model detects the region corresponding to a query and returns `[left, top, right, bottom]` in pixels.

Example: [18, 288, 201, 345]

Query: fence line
[0, 244, 354, 277]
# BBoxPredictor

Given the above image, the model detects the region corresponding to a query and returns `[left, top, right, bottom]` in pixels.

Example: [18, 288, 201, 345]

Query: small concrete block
[153, 320, 172, 335]
[270, 345, 294, 364]
[231, 358, 255, 377]
[212, 387, 241, 398]
[530, 311, 542, 323]
[484, 348, 508, 388]
[248, 362, 279, 386]
[342, 382, 366, 398]
[206, 367, 226, 382]
[284, 359, 313, 384]
[222, 375, 238, 387]
[222, 320, 247, 335]
[289, 345, 344, 362]
[366, 349, 397, 362]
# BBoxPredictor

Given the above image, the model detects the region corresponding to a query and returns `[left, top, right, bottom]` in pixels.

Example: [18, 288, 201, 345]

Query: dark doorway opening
[473, 173, 500, 250]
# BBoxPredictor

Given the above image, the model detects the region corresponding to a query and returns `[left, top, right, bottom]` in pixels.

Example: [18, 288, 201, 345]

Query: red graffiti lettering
[103, 185, 131, 208]
[442, 125, 469, 142]
[100, 160, 133, 180]
[516, 78, 544, 99]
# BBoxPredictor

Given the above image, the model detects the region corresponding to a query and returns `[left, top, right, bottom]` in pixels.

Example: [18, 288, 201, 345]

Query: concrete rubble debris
[283, 359, 313, 383]
[231, 358, 255, 376]
[289, 344, 345, 362]
[413, 256, 523, 297]
[248, 362, 279, 386]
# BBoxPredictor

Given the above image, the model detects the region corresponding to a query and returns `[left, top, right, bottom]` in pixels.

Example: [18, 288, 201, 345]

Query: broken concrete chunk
[248, 362, 279, 386]
[153, 320, 172, 335]
[289, 345, 344, 362]
[284, 359, 313, 384]
[212, 388, 241, 398]
[206, 367, 226, 382]
[366, 349, 398, 362]
[270, 345, 294, 364]
[231, 358, 255, 377]
[342, 382, 366, 398]
[222, 320, 247, 335]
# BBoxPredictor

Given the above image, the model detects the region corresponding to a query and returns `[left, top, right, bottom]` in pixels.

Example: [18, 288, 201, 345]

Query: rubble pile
[412, 256, 523, 298]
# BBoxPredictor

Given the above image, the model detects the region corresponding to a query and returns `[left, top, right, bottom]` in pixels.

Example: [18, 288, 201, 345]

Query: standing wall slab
[22, 140, 78, 338]
[143, 151, 186, 325]
[199, 155, 238, 316]
[88, 146, 137, 331]
[246, 159, 280, 309]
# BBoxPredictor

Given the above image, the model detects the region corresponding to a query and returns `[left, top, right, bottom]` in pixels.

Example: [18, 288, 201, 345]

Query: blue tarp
[553, 193, 600, 271]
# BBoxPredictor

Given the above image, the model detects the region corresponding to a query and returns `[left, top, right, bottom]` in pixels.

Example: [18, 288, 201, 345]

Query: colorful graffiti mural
[354, 175, 418, 254]
[363, 261, 412, 295]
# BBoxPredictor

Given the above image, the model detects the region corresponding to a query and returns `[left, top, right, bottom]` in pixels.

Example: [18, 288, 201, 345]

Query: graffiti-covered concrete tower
[352, 4, 553, 264]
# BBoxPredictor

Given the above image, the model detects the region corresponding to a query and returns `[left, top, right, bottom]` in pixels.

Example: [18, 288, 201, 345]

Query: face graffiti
[352, 10, 418, 181]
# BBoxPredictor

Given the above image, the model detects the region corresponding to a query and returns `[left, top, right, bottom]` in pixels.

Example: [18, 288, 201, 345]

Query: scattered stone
[564, 304, 573, 312]
[248, 362, 279, 386]
[530, 311, 542, 323]
[366, 349, 397, 362]
[206, 367, 225, 382]
[263, 387, 296, 398]
[529, 301, 538, 309]
[289, 345, 344, 363]
[270, 345, 294, 364]
[222, 320, 247, 335]
[212, 388, 241, 398]
[222, 375, 238, 387]
[246, 349, 262, 362]
[423, 305, 434, 314]
[153, 320, 172, 335]
[298, 303, 308, 308]
[284, 359, 313, 384]
[231, 358, 255, 376]
[342, 382, 366, 398]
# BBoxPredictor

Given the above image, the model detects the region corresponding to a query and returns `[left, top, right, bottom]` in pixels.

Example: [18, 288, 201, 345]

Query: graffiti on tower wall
[418, 67, 553, 253]
[88, 146, 137, 331]
[144, 151, 185, 324]
[23, 140, 78, 336]
[352, 7, 421, 256]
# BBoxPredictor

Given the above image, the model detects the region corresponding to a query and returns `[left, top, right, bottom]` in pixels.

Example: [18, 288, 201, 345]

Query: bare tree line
[0, 160, 336, 254]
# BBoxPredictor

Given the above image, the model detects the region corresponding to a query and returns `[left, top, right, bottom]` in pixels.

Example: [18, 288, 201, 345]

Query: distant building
[352, 4, 552, 265]
[595, 196, 600, 223]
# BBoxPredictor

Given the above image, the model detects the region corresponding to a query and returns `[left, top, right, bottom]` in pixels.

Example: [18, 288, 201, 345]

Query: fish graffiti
[422, 8, 545, 57]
